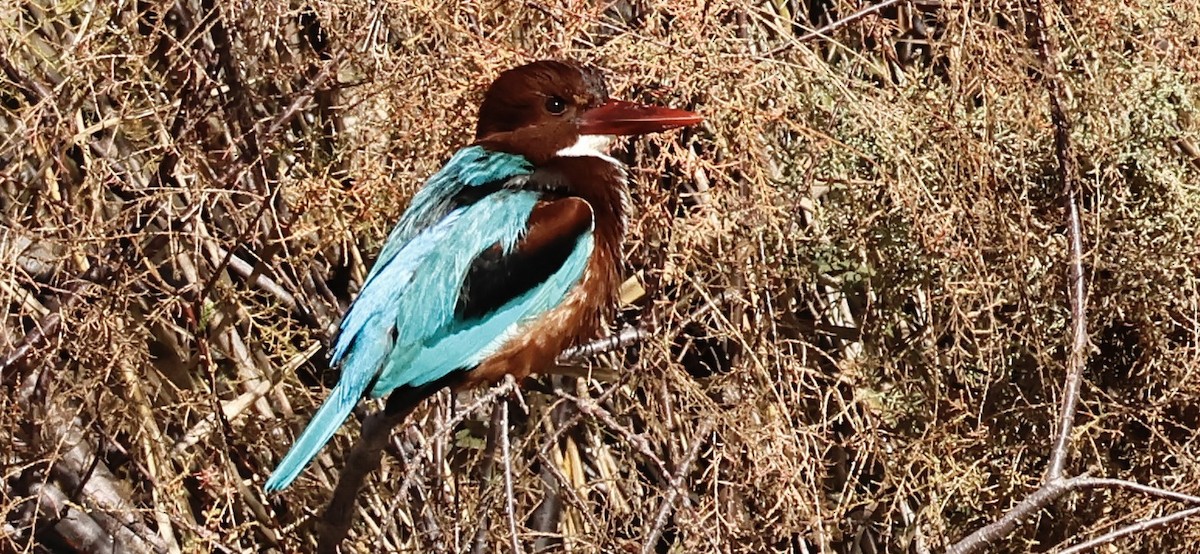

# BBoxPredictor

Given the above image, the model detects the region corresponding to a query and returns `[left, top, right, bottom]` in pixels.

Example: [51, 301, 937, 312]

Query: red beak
[579, 99, 703, 136]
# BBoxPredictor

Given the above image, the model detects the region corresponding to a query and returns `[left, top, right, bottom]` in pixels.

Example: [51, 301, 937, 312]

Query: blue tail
[264, 380, 363, 492]
[265, 330, 389, 492]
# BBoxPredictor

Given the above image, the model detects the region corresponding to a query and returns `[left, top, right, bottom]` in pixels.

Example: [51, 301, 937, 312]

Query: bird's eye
[545, 96, 567, 115]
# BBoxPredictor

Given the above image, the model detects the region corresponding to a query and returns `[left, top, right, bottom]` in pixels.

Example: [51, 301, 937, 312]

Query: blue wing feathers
[393, 230, 593, 388]
[370, 190, 543, 391]
[330, 212, 462, 365]
[365, 146, 533, 278]
[334, 146, 530, 365]
[268, 146, 590, 491]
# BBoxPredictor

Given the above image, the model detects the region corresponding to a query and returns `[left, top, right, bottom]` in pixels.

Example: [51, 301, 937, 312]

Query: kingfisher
[265, 60, 702, 492]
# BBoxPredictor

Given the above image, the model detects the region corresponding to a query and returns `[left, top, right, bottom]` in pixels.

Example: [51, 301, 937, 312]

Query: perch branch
[558, 326, 648, 361]
[470, 397, 509, 554]
[321, 378, 521, 554]
[316, 405, 416, 554]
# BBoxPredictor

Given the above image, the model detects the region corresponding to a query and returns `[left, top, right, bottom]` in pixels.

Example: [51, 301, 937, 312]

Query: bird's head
[474, 60, 702, 164]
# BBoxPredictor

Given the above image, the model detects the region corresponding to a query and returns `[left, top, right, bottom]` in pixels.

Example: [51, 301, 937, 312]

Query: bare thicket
[2, 0, 1199, 552]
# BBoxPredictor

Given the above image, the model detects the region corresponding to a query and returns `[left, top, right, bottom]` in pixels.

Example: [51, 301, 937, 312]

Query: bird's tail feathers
[263, 380, 365, 492]
[265, 316, 394, 492]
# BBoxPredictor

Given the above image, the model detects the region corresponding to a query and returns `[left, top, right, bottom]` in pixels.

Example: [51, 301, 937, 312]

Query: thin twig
[532, 450, 600, 533]
[196, 51, 347, 305]
[211, 240, 298, 312]
[640, 418, 714, 554]
[1057, 506, 1200, 554]
[355, 379, 524, 554]
[396, 380, 523, 501]
[534, 374, 631, 463]
[762, 0, 907, 57]
[1073, 477, 1200, 505]
[174, 342, 321, 452]
[500, 393, 525, 554]
[555, 390, 670, 482]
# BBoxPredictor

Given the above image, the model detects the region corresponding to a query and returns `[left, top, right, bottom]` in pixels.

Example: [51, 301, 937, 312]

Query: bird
[264, 60, 702, 492]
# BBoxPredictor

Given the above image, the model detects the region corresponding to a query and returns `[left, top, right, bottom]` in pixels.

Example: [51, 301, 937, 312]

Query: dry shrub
[2, 0, 1199, 552]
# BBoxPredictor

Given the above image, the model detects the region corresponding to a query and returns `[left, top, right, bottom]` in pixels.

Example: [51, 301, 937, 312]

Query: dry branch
[499, 393, 525, 554]
[1058, 506, 1200, 554]
[945, 0, 1092, 550]
[316, 402, 422, 554]
[641, 417, 714, 554]
[939, 0, 1200, 549]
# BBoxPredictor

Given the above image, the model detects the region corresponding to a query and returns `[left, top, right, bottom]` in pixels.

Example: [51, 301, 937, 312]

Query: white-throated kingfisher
[265, 60, 702, 492]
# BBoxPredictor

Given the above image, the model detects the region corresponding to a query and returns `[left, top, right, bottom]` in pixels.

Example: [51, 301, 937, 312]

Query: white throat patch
[553, 134, 632, 233]
[555, 134, 623, 170]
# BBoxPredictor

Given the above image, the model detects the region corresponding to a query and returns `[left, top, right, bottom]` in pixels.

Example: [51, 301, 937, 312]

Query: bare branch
[1035, 0, 1089, 483]
[1058, 506, 1200, 554]
[1074, 478, 1200, 506]
[945, 478, 1076, 554]
[641, 417, 714, 554]
[558, 326, 648, 361]
[316, 406, 414, 554]
[947, 1, 1093, 550]
[25, 482, 117, 554]
[500, 389, 525, 554]
[947, 475, 1200, 554]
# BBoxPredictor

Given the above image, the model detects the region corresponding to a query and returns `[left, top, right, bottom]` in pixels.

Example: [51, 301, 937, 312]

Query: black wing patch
[455, 197, 593, 320]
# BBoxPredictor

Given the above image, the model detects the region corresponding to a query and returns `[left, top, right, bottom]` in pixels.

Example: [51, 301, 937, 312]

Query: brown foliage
[2, 0, 1200, 552]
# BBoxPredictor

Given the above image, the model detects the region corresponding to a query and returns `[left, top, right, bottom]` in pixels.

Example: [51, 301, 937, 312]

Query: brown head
[474, 60, 702, 165]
